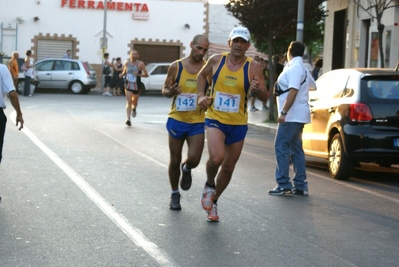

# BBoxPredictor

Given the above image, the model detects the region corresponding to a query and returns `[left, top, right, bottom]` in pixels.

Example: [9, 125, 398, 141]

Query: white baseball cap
[229, 26, 250, 42]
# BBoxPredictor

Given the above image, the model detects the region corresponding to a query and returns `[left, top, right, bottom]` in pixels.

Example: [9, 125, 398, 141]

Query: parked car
[140, 62, 170, 92]
[0, 56, 37, 93]
[302, 68, 399, 180]
[32, 58, 97, 94]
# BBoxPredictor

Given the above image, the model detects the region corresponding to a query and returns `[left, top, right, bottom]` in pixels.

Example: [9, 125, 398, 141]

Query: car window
[36, 60, 53, 71]
[367, 80, 398, 99]
[152, 66, 168, 75]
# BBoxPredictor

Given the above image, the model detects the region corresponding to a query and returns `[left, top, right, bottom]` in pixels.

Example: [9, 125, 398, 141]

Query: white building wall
[0, 0, 207, 63]
[208, 4, 239, 45]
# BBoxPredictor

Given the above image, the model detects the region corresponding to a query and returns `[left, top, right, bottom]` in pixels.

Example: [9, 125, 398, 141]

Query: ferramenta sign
[60, 0, 149, 12]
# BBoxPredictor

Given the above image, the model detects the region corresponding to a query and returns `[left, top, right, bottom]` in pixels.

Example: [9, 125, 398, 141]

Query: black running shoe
[180, 163, 192, 191]
[125, 120, 132, 126]
[169, 192, 181, 210]
[293, 189, 308, 196]
[268, 186, 292, 196]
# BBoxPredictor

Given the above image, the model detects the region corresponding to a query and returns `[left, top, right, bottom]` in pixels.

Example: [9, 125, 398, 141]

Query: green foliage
[225, 0, 326, 55]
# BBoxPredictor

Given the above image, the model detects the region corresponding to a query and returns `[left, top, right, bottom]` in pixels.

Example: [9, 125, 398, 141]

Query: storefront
[0, 0, 209, 84]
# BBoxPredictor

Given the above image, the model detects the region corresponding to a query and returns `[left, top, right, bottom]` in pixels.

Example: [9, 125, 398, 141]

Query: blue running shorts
[166, 118, 205, 139]
[205, 118, 248, 145]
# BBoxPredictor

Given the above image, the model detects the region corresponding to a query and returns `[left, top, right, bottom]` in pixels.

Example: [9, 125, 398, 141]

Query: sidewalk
[247, 108, 277, 134]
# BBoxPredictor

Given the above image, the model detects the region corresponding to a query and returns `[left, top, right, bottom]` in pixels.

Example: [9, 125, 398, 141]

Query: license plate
[394, 138, 399, 148]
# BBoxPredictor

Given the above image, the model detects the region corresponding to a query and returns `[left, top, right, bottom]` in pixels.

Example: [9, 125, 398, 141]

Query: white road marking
[14, 121, 178, 267]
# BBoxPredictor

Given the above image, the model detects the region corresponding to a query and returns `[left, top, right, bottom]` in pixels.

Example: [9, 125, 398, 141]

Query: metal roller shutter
[133, 44, 180, 65]
[37, 40, 73, 61]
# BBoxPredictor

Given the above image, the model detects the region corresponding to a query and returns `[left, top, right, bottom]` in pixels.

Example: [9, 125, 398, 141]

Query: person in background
[62, 50, 72, 59]
[8, 51, 19, 89]
[311, 58, 323, 80]
[110, 57, 124, 96]
[249, 56, 260, 112]
[23, 50, 34, 97]
[102, 53, 113, 97]
[268, 41, 316, 196]
[197, 26, 269, 222]
[162, 34, 210, 211]
[119, 50, 148, 126]
[0, 64, 24, 164]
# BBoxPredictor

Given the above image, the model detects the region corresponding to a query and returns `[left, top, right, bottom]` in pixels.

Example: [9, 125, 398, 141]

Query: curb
[248, 123, 277, 135]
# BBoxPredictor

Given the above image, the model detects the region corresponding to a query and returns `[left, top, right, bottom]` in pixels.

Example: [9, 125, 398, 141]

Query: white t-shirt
[276, 56, 316, 124]
[0, 64, 16, 108]
[24, 58, 34, 77]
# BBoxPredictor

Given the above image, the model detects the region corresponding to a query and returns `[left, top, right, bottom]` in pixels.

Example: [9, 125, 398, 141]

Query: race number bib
[214, 92, 240, 113]
[176, 93, 197, 111]
[127, 73, 136, 83]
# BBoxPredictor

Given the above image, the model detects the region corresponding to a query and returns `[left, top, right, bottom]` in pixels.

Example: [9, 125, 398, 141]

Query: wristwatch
[280, 110, 287, 116]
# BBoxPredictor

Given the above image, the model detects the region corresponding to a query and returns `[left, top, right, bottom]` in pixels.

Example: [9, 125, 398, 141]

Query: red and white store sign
[61, 0, 149, 12]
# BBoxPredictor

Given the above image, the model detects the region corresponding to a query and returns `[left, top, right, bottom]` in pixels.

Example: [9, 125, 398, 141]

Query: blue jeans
[24, 76, 31, 96]
[274, 122, 308, 191]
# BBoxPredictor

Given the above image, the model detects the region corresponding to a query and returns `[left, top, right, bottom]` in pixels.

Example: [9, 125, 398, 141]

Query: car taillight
[349, 103, 373, 122]
[82, 62, 91, 75]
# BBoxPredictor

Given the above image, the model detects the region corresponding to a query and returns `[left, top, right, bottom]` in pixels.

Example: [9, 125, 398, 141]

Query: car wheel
[16, 80, 25, 94]
[69, 81, 84, 94]
[328, 133, 353, 180]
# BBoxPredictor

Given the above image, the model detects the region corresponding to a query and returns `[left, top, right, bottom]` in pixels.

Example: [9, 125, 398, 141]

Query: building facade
[324, 0, 399, 72]
[1, 0, 211, 78]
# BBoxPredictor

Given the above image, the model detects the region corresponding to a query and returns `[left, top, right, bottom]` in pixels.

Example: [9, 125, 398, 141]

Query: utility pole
[296, 0, 305, 42]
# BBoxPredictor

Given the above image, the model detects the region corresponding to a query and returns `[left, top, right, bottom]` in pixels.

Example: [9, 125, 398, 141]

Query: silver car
[26, 58, 97, 94]
[140, 62, 171, 92]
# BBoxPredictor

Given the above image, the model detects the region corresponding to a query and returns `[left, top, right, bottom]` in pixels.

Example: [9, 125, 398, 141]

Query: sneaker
[293, 189, 308, 196]
[169, 192, 181, 210]
[268, 186, 292, 196]
[132, 109, 137, 118]
[206, 203, 219, 222]
[180, 163, 192, 191]
[250, 106, 259, 112]
[262, 105, 269, 111]
[201, 183, 215, 211]
[125, 120, 132, 127]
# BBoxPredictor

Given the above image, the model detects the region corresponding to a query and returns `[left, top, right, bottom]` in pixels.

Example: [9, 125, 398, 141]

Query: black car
[302, 67, 399, 180]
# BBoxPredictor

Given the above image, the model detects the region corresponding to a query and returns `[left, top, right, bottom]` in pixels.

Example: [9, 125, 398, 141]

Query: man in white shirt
[0, 64, 24, 165]
[269, 41, 316, 196]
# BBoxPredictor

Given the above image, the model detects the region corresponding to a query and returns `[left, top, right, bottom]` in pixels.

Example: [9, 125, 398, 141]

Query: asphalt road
[1, 90, 398, 267]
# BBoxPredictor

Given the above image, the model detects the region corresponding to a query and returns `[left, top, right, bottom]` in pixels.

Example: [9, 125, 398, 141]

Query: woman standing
[23, 50, 34, 96]
[110, 57, 124, 96]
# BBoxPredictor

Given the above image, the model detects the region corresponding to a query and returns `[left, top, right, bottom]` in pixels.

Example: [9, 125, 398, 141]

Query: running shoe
[180, 163, 192, 191]
[268, 186, 292, 196]
[292, 188, 308, 196]
[250, 106, 259, 112]
[132, 109, 137, 118]
[169, 192, 181, 210]
[200, 183, 215, 211]
[206, 203, 219, 222]
[125, 120, 132, 127]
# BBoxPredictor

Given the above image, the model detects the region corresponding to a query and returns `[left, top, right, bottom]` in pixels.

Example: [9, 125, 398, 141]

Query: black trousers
[0, 109, 7, 163]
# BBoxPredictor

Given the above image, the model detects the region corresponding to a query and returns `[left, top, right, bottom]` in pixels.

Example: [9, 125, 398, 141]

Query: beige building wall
[324, 0, 399, 73]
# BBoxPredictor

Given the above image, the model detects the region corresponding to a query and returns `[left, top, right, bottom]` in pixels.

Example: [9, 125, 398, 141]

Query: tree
[225, 0, 326, 122]
[353, 0, 399, 68]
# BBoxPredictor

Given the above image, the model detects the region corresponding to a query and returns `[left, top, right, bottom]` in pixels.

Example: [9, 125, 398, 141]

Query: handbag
[103, 65, 111, 75]
[21, 63, 27, 71]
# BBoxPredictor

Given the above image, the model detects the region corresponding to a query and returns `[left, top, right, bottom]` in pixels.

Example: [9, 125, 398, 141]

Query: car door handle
[68, 72, 74, 75]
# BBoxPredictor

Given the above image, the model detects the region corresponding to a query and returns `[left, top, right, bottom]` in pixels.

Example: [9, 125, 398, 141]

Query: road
[1, 90, 398, 267]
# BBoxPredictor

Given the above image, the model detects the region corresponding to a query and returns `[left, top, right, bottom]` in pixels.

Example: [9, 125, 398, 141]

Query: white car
[140, 62, 171, 92]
